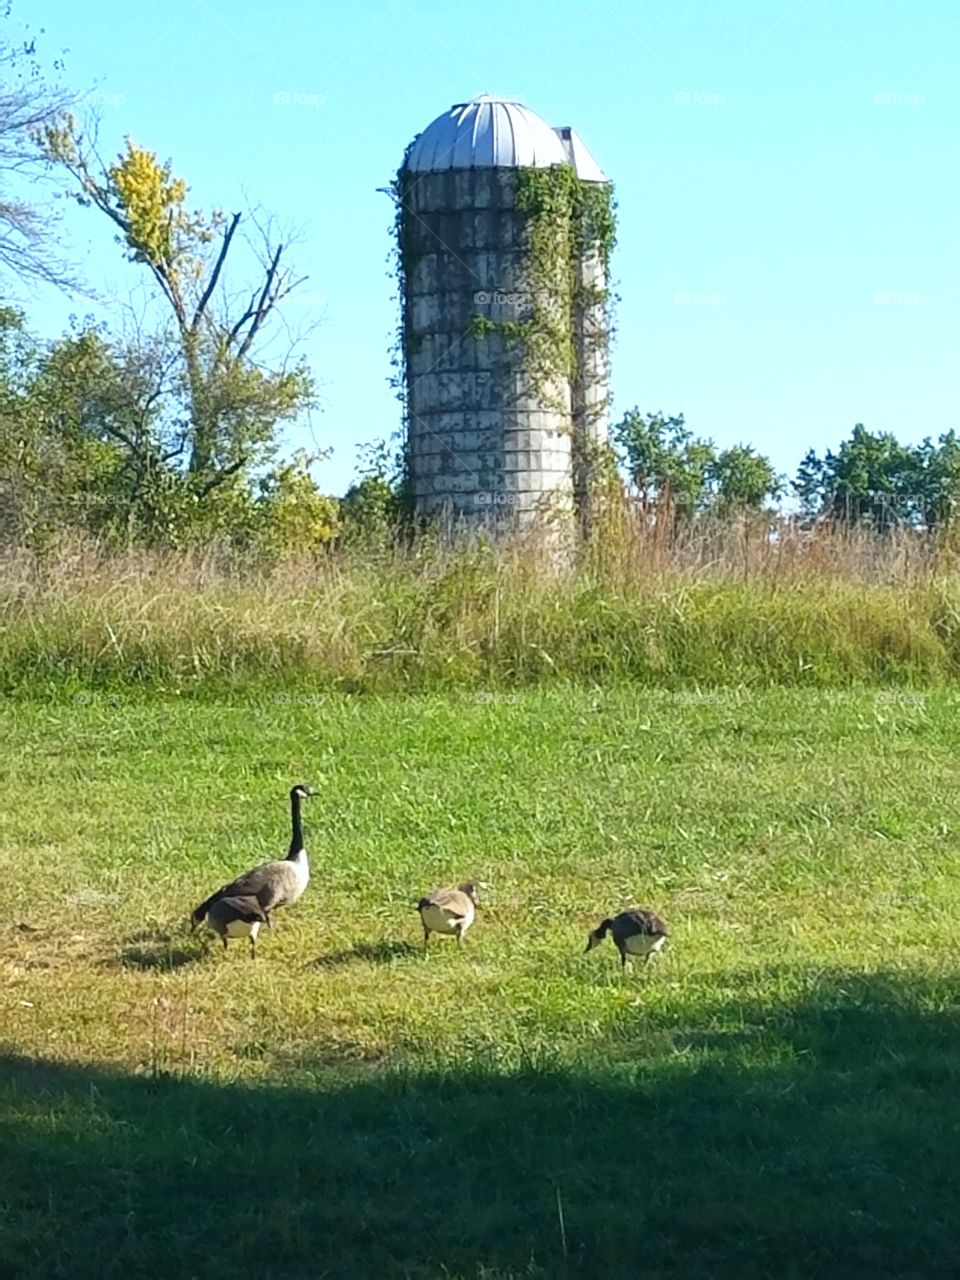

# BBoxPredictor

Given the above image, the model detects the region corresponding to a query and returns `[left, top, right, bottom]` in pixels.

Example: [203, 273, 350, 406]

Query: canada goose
[585, 908, 668, 971]
[191, 784, 314, 938]
[417, 882, 478, 952]
[205, 895, 271, 958]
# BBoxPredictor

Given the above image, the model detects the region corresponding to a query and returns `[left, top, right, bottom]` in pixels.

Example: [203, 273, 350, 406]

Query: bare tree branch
[192, 211, 241, 330]
[231, 242, 283, 358]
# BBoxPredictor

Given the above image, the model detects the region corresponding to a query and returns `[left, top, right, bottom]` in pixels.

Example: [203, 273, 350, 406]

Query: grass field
[5, 536, 960, 695]
[2, 687, 960, 1277]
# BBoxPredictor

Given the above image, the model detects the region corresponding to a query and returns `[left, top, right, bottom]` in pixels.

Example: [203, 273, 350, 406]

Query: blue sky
[18, 0, 960, 497]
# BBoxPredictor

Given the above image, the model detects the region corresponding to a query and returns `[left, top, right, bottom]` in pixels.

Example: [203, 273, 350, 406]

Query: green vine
[512, 167, 618, 532]
[510, 165, 616, 403]
[386, 142, 420, 519]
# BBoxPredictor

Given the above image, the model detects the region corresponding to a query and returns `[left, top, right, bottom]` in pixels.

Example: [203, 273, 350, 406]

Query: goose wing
[621, 908, 668, 937]
[419, 888, 472, 921]
[212, 895, 269, 925]
[211, 860, 297, 912]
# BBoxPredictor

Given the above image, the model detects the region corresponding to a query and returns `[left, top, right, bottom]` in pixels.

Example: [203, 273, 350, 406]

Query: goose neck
[288, 791, 305, 858]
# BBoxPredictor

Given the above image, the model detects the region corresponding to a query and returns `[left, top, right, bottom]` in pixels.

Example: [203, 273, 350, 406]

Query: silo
[398, 95, 573, 529]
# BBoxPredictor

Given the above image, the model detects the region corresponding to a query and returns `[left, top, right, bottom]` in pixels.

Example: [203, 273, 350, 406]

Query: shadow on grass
[1, 970, 959, 1278]
[310, 939, 422, 969]
[117, 944, 200, 971]
[112, 926, 205, 972]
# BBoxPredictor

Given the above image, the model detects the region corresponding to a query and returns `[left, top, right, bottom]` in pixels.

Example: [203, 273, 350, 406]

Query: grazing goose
[417, 882, 478, 952]
[585, 908, 668, 971]
[191, 784, 314, 939]
[205, 895, 271, 958]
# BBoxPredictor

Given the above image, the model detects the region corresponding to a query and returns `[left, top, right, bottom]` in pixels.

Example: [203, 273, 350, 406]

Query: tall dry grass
[2, 515, 959, 693]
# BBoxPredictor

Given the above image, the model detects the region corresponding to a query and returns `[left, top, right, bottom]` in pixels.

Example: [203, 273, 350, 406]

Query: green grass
[2, 687, 960, 1277]
[5, 544, 960, 693]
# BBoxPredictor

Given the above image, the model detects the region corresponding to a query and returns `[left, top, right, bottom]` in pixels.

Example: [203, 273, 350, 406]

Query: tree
[611, 409, 714, 518]
[255, 450, 340, 554]
[709, 444, 781, 515]
[338, 438, 406, 547]
[0, 8, 78, 291]
[0, 309, 341, 552]
[792, 424, 932, 530]
[916, 431, 960, 531]
[0, 312, 128, 541]
[39, 122, 316, 502]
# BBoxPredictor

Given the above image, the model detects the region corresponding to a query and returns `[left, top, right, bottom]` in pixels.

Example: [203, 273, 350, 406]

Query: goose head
[291, 783, 315, 801]
[585, 919, 612, 952]
[458, 882, 479, 904]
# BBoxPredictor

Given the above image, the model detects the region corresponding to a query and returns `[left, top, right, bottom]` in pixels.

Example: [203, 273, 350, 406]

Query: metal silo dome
[405, 94, 568, 171]
[553, 126, 607, 183]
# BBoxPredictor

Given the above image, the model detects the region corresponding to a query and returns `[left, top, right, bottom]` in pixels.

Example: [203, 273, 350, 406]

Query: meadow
[2, 683, 960, 1278]
[3, 524, 960, 697]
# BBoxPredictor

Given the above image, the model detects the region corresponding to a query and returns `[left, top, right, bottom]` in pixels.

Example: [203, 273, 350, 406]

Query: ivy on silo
[387, 146, 421, 517]
[467, 165, 617, 404]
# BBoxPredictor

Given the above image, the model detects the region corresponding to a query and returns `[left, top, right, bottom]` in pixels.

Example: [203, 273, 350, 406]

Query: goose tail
[191, 888, 224, 928]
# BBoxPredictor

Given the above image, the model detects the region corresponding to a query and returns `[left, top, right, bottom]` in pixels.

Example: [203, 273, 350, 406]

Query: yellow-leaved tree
[40, 119, 318, 514]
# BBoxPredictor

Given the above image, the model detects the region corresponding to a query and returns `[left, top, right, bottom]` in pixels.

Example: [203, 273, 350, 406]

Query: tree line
[0, 12, 955, 555]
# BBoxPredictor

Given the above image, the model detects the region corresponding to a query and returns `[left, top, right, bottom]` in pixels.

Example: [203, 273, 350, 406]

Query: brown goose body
[417, 882, 478, 951]
[586, 908, 668, 970]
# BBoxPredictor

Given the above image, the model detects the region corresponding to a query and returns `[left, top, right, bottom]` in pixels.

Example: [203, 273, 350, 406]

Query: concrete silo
[397, 94, 611, 530]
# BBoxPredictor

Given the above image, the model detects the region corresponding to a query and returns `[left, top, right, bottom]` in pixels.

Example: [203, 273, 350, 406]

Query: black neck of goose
[288, 791, 305, 858]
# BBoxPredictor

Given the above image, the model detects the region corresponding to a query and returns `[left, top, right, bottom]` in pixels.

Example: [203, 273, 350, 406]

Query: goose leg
[221, 936, 228, 952]
[250, 935, 257, 960]
[422, 925, 430, 955]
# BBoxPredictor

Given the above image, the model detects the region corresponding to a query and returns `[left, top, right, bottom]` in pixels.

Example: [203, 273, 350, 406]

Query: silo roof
[405, 95, 569, 172]
[553, 126, 607, 183]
